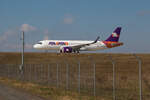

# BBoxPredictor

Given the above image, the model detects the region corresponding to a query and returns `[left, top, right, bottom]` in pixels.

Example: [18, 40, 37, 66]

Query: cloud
[43, 29, 49, 40]
[20, 24, 37, 32]
[43, 36, 49, 40]
[0, 24, 36, 51]
[44, 29, 49, 34]
[25, 43, 33, 49]
[137, 10, 150, 16]
[0, 30, 15, 42]
[4, 44, 20, 50]
[63, 14, 74, 24]
[0, 24, 37, 44]
[1, 43, 33, 51]
[0, 29, 20, 51]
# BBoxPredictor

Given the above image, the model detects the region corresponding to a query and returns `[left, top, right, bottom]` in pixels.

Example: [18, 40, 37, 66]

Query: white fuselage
[33, 27, 123, 52]
[33, 40, 107, 51]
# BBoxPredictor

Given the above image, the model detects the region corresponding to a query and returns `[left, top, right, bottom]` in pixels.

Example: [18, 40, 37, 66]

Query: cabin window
[37, 42, 42, 44]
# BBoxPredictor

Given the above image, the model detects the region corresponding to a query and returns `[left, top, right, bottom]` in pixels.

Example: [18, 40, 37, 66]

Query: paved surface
[0, 82, 46, 100]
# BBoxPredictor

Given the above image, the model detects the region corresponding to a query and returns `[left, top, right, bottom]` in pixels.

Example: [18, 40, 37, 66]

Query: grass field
[0, 52, 150, 100]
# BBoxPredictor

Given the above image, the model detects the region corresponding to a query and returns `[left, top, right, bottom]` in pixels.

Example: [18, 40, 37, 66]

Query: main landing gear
[73, 50, 80, 53]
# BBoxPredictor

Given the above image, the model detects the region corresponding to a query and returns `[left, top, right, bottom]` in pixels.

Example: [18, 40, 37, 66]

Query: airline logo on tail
[103, 27, 123, 48]
[105, 27, 121, 42]
[112, 32, 119, 37]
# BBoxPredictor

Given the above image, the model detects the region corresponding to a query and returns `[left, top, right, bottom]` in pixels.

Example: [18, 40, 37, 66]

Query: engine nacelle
[60, 47, 73, 53]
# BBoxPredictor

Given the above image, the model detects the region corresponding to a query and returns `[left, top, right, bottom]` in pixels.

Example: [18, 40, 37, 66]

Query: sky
[0, 0, 150, 53]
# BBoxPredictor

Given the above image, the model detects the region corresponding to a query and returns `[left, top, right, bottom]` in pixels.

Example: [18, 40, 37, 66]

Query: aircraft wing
[68, 36, 100, 50]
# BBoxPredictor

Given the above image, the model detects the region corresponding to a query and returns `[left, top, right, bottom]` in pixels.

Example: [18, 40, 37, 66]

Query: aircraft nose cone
[33, 44, 38, 48]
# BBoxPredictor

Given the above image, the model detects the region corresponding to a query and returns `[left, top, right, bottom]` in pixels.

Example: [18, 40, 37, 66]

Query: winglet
[94, 36, 100, 43]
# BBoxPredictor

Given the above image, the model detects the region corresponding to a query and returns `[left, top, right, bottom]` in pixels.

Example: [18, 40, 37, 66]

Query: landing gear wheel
[60, 50, 62, 53]
[73, 50, 76, 53]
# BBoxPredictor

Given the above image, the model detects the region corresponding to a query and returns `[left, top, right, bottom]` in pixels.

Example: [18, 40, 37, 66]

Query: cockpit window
[37, 42, 42, 44]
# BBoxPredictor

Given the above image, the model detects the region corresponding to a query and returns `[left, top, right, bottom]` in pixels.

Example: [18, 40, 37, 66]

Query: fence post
[88, 56, 96, 97]
[48, 64, 50, 85]
[33, 64, 36, 82]
[7, 65, 9, 78]
[112, 61, 115, 100]
[28, 64, 30, 81]
[40, 64, 43, 82]
[78, 61, 80, 94]
[22, 64, 25, 81]
[66, 63, 69, 90]
[93, 63, 96, 97]
[108, 55, 116, 100]
[57, 63, 59, 88]
[15, 64, 17, 79]
[30, 64, 32, 82]
[133, 54, 142, 100]
[14, 65, 16, 79]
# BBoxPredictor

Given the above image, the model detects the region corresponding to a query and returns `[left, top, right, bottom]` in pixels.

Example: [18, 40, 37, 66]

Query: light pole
[133, 54, 142, 100]
[20, 31, 24, 76]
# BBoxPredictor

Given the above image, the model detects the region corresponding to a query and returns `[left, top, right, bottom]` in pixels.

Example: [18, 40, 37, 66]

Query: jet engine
[60, 47, 73, 53]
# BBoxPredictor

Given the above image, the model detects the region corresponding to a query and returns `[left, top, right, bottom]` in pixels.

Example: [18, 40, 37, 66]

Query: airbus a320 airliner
[33, 27, 123, 53]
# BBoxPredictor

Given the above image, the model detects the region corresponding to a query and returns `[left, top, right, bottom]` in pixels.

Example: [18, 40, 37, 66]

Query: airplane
[33, 27, 123, 53]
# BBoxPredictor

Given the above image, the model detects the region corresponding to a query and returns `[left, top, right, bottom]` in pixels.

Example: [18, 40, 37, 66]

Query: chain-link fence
[0, 54, 150, 100]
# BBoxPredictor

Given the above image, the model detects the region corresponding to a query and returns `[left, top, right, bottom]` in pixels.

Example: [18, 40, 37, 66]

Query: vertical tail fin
[105, 27, 122, 42]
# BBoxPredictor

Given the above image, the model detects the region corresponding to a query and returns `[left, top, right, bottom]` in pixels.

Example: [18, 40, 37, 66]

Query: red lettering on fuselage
[49, 42, 68, 45]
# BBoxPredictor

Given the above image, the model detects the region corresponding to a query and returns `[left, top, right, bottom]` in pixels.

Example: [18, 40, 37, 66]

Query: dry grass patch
[0, 77, 98, 100]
